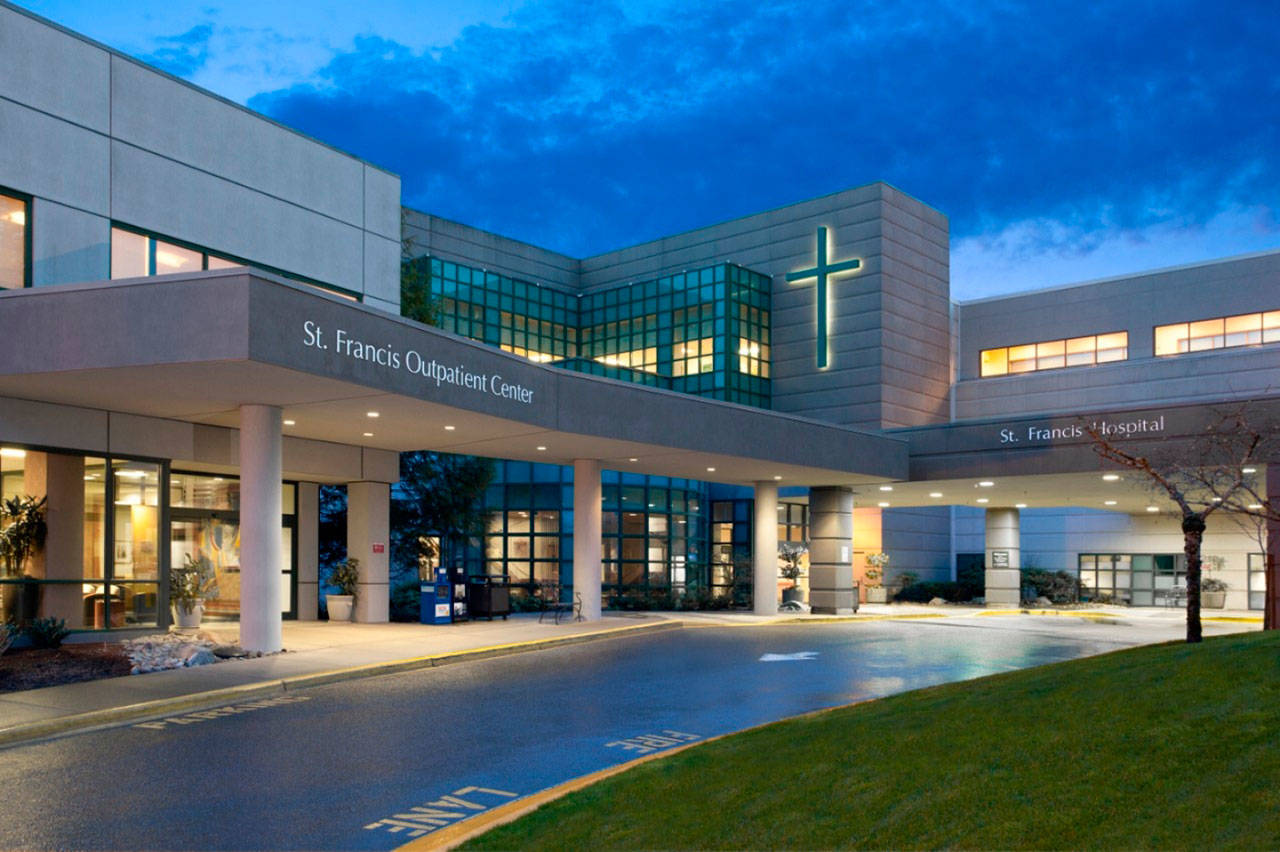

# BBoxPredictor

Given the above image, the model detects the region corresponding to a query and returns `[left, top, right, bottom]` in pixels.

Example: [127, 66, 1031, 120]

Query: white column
[984, 507, 1021, 607]
[348, 481, 390, 623]
[573, 458, 602, 621]
[809, 486, 856, 614]
[753, 482, 779, 615]
[295, 482, 319, 621]
[240, 404, 283, 652]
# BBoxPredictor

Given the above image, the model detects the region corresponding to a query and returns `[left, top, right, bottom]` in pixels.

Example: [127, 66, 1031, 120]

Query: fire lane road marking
[131, 695, 311, 730]
[605, 729, 701, 756]
[365, 787, 519, 839]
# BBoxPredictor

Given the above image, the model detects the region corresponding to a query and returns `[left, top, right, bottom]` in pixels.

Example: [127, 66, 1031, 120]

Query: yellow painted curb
[0, 620, 679, 750]
[399, 699, 866, 852]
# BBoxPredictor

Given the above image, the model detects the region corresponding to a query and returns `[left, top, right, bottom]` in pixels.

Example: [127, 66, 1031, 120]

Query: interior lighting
[444, 425, 456, 431]
[879, 485, 893, 492]
[283, 419, 296, 426]
[116, 469, 146, 479]
[1102, 474, 1120, 481]
[929, 492, 943, 498]
[1146, 506, 1159, 513]
[1104, 500, 1117, 506]
[0, 448, 26, 459]
[6, 210, 25, 226]
[366, 411, 380, 418]
[1249, 503, 1264, 510]
[978, 480, 995, 487]
[1243, 467, 1257, 474]
[877, 502, 890, 508]
[1212, 497, 1223, 503]
[976, 498, 990, 504]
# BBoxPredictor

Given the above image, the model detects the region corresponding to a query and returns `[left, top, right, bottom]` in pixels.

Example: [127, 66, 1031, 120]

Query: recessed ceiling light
[1249, 503, 1264, 510]
[536, 445, 547, 451]
[1014, 503, 1027, 508]
[976, 498, 990, 504]
[929, 492, 943, 498]
[773, 475, 782, 480]
[1102, 474, 1120, 481]
[1212, 497, 1223, 503]
[444, 425, 456, 431]
[213, 477, 223, 482]
[628, 457, 638, 462]
[879, 485, 893, 492]
[1104, 500, 1117, 506]
[978, 480, 994, 487]
[363, 432, 373, 437]
[706, 467, 716, 472]
[1243, 467, 1257, 474]
[366, 411, 380, 418]
[283, 419, 296, 426]
[1146, 506, 1159, 513]
[877, 501, 890, 508]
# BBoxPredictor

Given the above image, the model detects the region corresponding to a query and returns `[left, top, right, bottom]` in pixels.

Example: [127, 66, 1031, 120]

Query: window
[1155, 311, 1280, 356]
[0, 189, 29, 289]
[980, 332, 1129, 377]
[110, 225, 357, 301]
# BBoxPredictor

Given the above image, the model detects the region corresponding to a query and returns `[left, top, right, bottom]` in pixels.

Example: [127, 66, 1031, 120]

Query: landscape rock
[212, 644, 248, 659]
[1035, 596, 1053, 607]
[928, 597, 947, 606]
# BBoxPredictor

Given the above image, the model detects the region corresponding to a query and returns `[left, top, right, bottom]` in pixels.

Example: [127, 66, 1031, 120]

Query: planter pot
[781, 586, 804, 605]
[173, 602, 203, 630]
[1202, 590, 1227, 609]
[866, 586, 889, 604]
[327, 595, 354, 622]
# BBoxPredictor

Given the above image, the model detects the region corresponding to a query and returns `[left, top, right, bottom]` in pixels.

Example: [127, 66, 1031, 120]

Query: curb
[0, 620, 680, 750]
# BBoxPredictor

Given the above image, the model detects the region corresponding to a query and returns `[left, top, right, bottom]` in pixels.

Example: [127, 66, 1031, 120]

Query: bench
[535, 583, 582, 624]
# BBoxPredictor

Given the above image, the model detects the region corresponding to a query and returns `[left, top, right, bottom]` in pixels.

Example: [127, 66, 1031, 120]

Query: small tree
[1087, 406, 1276, 642]
[778, 542, 808, 583]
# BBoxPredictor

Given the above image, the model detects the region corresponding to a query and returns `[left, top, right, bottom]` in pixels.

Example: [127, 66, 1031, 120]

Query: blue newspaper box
[420, 567, 453, 624]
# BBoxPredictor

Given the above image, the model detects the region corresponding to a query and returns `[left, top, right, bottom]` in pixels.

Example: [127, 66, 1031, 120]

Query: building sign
[786, 227, 862, 369]
[990, 551, 1009, 567]
[372, 543, 385, 554]
[997, 415, 1166, 446]
[301, 320, 535, 404]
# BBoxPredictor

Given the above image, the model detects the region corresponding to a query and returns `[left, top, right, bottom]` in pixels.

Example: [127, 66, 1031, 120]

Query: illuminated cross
[785, 227, 861, 369]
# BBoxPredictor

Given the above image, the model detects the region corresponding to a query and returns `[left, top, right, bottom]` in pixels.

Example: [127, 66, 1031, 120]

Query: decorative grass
[465, 631, 1280, 850]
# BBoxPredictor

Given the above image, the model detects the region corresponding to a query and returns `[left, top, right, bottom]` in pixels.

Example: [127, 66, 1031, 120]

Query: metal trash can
[466, 575, 511, 621]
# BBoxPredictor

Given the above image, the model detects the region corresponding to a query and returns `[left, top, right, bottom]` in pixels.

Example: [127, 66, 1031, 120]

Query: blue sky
[18, 0, 1280, 298]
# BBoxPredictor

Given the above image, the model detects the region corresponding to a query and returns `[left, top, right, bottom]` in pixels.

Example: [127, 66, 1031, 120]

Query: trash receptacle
[466, 575, 511, 621]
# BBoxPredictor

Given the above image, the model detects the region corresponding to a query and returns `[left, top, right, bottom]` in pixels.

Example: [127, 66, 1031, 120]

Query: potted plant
[0, 495, 47, 626]
[170, 553, 217, 629]
[1201, 578, 1229, 609]
[778, 542, 808, 605]
[864, 552, 890, 603]
[327, 557, 360, 622]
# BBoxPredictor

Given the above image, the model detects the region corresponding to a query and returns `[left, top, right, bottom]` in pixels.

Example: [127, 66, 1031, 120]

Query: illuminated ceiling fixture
[7, 210, 25, 226]
[1243, 467, 1257, 474]
[283, 419, 296, 426]
[978, 481, 995, 487]
[879, 485, 893, 492]
[1249, 503, 1264, 510]
[706, 467, 716, 473]
[0, 448, 26, 458]
[1102, 474, 1120, 481]
[1104, 500, 1117, 506]
[976, 498, 990, 504]
[444, 425, 456, 431]
[877, 502, 890, 508]
[1146, 506, 1159, 513]
[536, 446, 547, 451]
[1014, 503, 1027, 508]
[366, 411, 380, 418]
[363, 432, 373, 437]
[929, 492, 943, 498]
[773, 475, 782, 481]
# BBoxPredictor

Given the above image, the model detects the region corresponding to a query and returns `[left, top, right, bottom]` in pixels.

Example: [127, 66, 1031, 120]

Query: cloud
[239, 0, 1280, 278]
[136, 23, 213, 77]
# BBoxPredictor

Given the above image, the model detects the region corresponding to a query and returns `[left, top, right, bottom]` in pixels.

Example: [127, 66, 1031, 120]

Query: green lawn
[465, 631, 1280, 850]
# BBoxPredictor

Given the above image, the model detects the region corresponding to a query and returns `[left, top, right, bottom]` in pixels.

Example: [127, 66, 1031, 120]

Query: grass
[464, 631, 1280, 850]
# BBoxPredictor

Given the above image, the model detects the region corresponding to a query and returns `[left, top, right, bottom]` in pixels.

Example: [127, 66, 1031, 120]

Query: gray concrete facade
[0, 1, 401, 309]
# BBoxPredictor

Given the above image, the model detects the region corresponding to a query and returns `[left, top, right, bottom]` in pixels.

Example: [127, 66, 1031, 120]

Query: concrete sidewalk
[0, 604, 1261, 749]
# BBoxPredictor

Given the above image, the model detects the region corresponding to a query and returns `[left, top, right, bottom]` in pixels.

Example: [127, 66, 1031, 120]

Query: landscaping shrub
[1021, 568, 1080, 603]
[26, 616, 69, 649]
[389, 578, 422, 622]
[956, 561, 985, 600]
[894, 581, 967, 603]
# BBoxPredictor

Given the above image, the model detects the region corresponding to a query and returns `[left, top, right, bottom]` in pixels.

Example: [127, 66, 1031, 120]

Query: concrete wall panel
[0, 98, 109, 214]
[0, 5, 109, 131]
[31, 200, 109, 286]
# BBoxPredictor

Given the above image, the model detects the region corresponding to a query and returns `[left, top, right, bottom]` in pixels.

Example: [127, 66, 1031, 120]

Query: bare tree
[1087, 406, 1276, 643]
